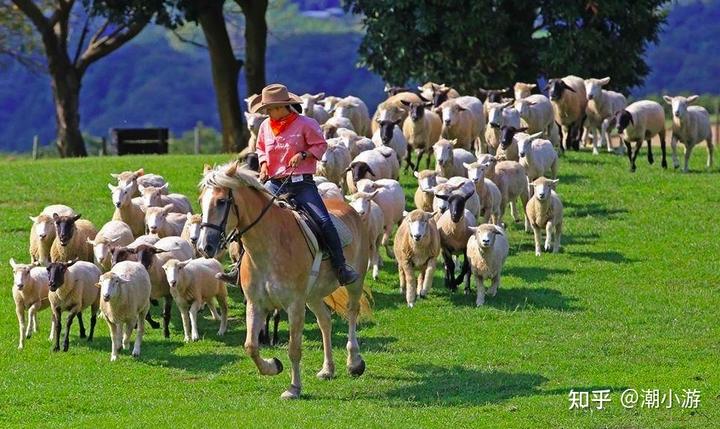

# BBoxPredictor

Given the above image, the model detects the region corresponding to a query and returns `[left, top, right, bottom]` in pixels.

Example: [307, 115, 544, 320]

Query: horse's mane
[198, 161, 271, 196]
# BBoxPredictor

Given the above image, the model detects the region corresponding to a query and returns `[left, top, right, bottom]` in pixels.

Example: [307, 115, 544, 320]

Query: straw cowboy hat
[250, 83, 303, 114]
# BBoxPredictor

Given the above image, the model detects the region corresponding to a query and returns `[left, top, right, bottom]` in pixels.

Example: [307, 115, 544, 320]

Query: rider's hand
[288, 153, 303, 168]
[259, 163, 269, 182]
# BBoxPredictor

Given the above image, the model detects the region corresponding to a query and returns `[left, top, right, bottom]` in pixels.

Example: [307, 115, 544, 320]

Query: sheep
[372, 91, 426, 134]
[299, 92, 330, 125]
[50, 214, 97, 263]
[46, 259, 101, 352]
[432, 177, 481, 221]
[111, 168, 167, 197]
[162, 258, 229, 342]
[244, 111, 268, 152]
[10, 259, 52, 349]
[333, 95, 372, 137]
[29, 204, 75, 265]
[321, 116, 355, 138]
[109, 183, 146, 237]
[317, 181, 344, 202]
[663, 95, 714, 172]
[372, 119, 408, 167]
[393, 209, 441, 307]
[515, 94, 555, 136]
[384, 84, 417, 97]
[478, 155, 530, 230]
[418, 82, 460, 108]
[111, 236, 194, 338]
[525, 177, 563, 255]
[98, 261, 152, 361]
[547, 75, 588, 151]
[322, 96, 343, 115]
[517, 132, 559, 181]
[413, 170, 446, 212]
[514, 82, 537, 100]
[434, 191, 477, 293]
[485, 99, 517, 155]
[345, 146, 400, 193]
[433, 139, 477, 178]
[401, 100, 442, 171]
[583, 77, 627, 155]
[478, 87, 512, 117]
[464, 162, 502, 224]
[496, 125, 523, 162]
[437, 96, 486, 152]
[316, 141, 352, 187]
[614, 100, 668, 172]
[181, 213, 203, 256]
[355, 178, 406, 259]
[329, 129, 374, 158]
[88, 220, 134, 271]
[347, 190, 385, 280]
[139, 184, 193, 214]
[145, 205, 187, 238]
[466, 224, 509, 306]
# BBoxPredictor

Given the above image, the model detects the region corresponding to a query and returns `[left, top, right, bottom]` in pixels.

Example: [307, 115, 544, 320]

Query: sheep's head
[614, 110, 634, 134]
[183, 213, 202, 245]
[110, 246, 133, 267]
[140, 184, 168, 208]
[584, 77, 610, 101]
[546, 78, 575, 101]
[300, 92, 325, 115]
[500, 126, 527, 150]
[463, 162, 487, 183]
[88, 236, 122, 266]
[414, 169, 439, 192]
[98, 272, 124, 302]
[145, 205, 173, 235]
[346, 190, 379, 217]
[53, 213, 81, 246]
[111, 169, 144, 190]
[10, 259, 35, 290]
[334, 100, 359, 119]
[435, 191, 473, 223]
[108, 183, 130, 208]
[406, 209, 435, 242]
[487, 99, 514, 129]
[433, 140, 455, 166]
[517, 132, 544, 158]
[473, 224, 505, 249]
[30, 214, 54, 240]
[244, 112, 267, 134]
[128, 244, 168, 269]
[439, 100, 464, 127]
[378, 119, 401, 144]
[417, 82, 441, 104]
[322, 123, 338, 139]
[46, 259, 78, 292]
[477, 87, 510, 103]
[346, 162, 376, 183]
[477, 154, 497, 171]
[162, 259, 191, 288]
[663, 95, 699, 120]
[513, 82, 536, 101]
[530, 177, 559, 201]
[322, 96, 341, 113]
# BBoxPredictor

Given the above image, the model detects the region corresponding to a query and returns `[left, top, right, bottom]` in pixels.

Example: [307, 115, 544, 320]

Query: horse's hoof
[317, 367, 335, 380]
[280, 387, 301, 400]
[272, 357, 284, 374]
[348, 358, 366, 377]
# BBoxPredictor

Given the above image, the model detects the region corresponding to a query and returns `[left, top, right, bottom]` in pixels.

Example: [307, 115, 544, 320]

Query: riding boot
[319, 219, 359, 285]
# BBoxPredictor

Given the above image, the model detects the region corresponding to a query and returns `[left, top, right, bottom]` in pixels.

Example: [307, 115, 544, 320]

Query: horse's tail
[323, 284, 373, 321]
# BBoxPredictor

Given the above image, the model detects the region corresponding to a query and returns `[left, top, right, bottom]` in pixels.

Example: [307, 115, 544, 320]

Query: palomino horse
[196, 161, 371, 399]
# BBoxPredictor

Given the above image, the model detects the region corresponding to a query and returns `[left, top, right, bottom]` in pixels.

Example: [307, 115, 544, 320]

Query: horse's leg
[307, 299, 335, 380]
[244, 302, 283, 375]
[281, 302, 306, 400]
[345, 282, 366, 377]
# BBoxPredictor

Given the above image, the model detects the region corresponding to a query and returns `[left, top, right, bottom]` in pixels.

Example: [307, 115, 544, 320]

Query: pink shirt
[256, 115, 327, 178]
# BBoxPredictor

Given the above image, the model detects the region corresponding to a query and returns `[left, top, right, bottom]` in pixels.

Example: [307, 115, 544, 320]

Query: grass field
[0, 149, 718, 428]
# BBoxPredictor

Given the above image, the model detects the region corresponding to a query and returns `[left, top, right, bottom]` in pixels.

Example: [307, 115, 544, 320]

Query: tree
[345, 0, 668, 93]
[9, 0, 156, 157]
[236, 0, 268, 96]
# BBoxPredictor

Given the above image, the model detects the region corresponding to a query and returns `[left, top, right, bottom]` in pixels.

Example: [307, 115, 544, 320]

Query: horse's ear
[224, 161, 239, 177]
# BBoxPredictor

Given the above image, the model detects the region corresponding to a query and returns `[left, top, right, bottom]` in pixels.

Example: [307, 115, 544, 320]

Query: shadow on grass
[504, 265, 572, 283]
[139, 339, 240, 374]
[557, 173, 586, 184]
[381, 364, 548, 406]
[447, 286, 580, 312]
[569, 250, 637, 264]
[562, 232, 600, 245]
[564, 201, 628, 220]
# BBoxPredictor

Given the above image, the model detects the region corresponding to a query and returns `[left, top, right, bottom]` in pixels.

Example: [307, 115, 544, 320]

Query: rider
[251, 83, 360, 286]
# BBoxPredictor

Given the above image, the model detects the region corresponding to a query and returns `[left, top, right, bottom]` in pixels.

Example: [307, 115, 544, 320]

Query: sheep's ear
[529, 83, 537, 89]
[9, 258, 17, 269]
[29, 215, 38, 223]
[518, 127, 528, 133]
[160, 183, 169, 191]
[72, 214, 82, 222]
[244, 112, 251, 121]
[663, 95, 673, 104]
[368, 190, 380, 199]
[314, 92, 325, 100]
[138, 184, 146, 193]
[429, 210, 440, 218]
[450, 139, 458, 145]
[561, 80, 576, 92]
[186, 211, 193, 218]
[687, 95, 699, 104]
[462, 162, 472, 169]
[468, 226, 478, 235]
[529, 131, 544, 140]
[493, 225, 505, 235]
[66, 258, 79, 267]
[162, 204, 174, 214]
[550, 179, 559, 189]
[366, 166, 377, 177]
[599, 77, 610, 85]
[344, 195, 354, 202]
[502, 99, 514, 108]
[108, 236, 122, 244]
[176, 259, 191, 269]
[402, 210, 410, 218]
[135, 168, 145, 177]
[413, 171, 420, 178]
[107, 183, 117, 191]
[86, 237, 95, 245]
[417, 85, 424, 91]
[95, 282, 101, 289]
[203, 164, 213, 175]
[110, 173, 119, 179]
[125, 247, 137, 254]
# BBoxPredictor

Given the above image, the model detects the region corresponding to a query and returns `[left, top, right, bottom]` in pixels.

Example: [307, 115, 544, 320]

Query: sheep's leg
[244, 302, 282, 375]
[162, 297, 172, 338]
[145, 312, 161, 330]
[271, 310, 280, 346]
[52, 308, 62, 351]
[49, 311, 56, 342]
[371, 241, 380, 280]
[88, 305, 97, 342]
[684, 144, 694, 173]
[415, 150, 423, 172]
[544, 221, 554, 252]
[106, 320, 118, 361]
[442, 250, 456, 291]
[646, 139, 654, 165]
[475, 274, 485, 307]
[488, 275, 500, 298]
[457, 253, 471, 294]
[77, 311, 86, 339]
[510, 201, 519, 223]
[401, 262, 416, 307]
[133, 313, 145, 358]
[420, 258, 436, 298]
[16, 305, 25, 349]
[307, 299, 335, 380]
[551, 159, 558, 179]
[62, 311, 76, 352]
[707, 137, 714, 169]
[554, 222, 562, 254]
[603, 118, 614, 152]
[122, 321, 133, 350]
[24, 306, 33, 340]
[207, 301, 221, 321]
[260, 314, 270, 345]
[533, 225, 543, 256]
[216, 294, 228, 336]
[659, 130, 667, 169]
[32, 304, 39, 333]
[382, 224, 395, 259]
[189, 301, 202, 341]
[398, 263, 406, 295]
[404, 149, 414, 172]
[671, 135, 680, 169]
[281, 302, 306, 400]
[630, 140, 642, 172]
[179, 306, 192, 342]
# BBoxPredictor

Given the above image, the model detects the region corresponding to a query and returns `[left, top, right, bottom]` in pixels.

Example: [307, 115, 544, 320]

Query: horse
[196, 161, 371, 399]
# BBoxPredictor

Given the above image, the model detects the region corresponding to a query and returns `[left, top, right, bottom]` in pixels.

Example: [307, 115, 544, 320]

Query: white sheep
[139, 184, 193, 214]
[372, 91, 426, 134]
[355, 178, 406, 258]
[466, 224, 509, 306]
[464, 162, 502, 224]
[347, 190, 385, 280]
[46, 259, 101, 352]
[316, 141, 352, 187]
[663, 95, 714, 172]
[50, 214, 97, 263]
[98, 260, 152, 361]
[109, 183, 146, 237]
[515, 94, 555, 136]
[181, 213, 203, 256]
[29, 204, 75, 266]
[88, 220, 134, 271]
[145, 205, 187, 238]
[433, 138, 477, 178]
[320, 116, 355, 138]
[372, 119, 408, 167]
[418, 82, 460, 107]
[162, 258, 229, 342]
[393, 209, 441, 307]
[525, 177, 563, 255]
[614, 100, 668, 172]
[413, 170, 446, 212]
[244, 111, 268, 153]
[513, 82, 536, 100]
[345, 146, 400, 193]
[437, 96, 486, 152]
[401, 100, 442, 170]
[300, 92, 330, 124]
[322, 96, 343, 115]
[10, 259, 52, 349]
[317, 181, 345, 201]
[111, 169, 167, 197]
[333, 95, 372, 137]
[517, 132, 559, 181]
[328, 129, 374, 158]
[478, 155, 530, 230]
[547, 75, 588, 150]
[583, 77, 627, 154]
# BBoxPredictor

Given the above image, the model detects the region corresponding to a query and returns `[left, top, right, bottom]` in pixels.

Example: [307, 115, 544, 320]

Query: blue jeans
[265, 175, 347, 269]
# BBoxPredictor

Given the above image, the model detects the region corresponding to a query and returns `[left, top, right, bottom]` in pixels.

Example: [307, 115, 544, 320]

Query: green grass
[0, 150, 718, 428]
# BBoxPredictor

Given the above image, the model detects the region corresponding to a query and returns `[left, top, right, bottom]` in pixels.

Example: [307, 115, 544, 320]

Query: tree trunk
[50, 66, 86, 157]
[238, 0, 268, 96]
[198, 2, 246, 153]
